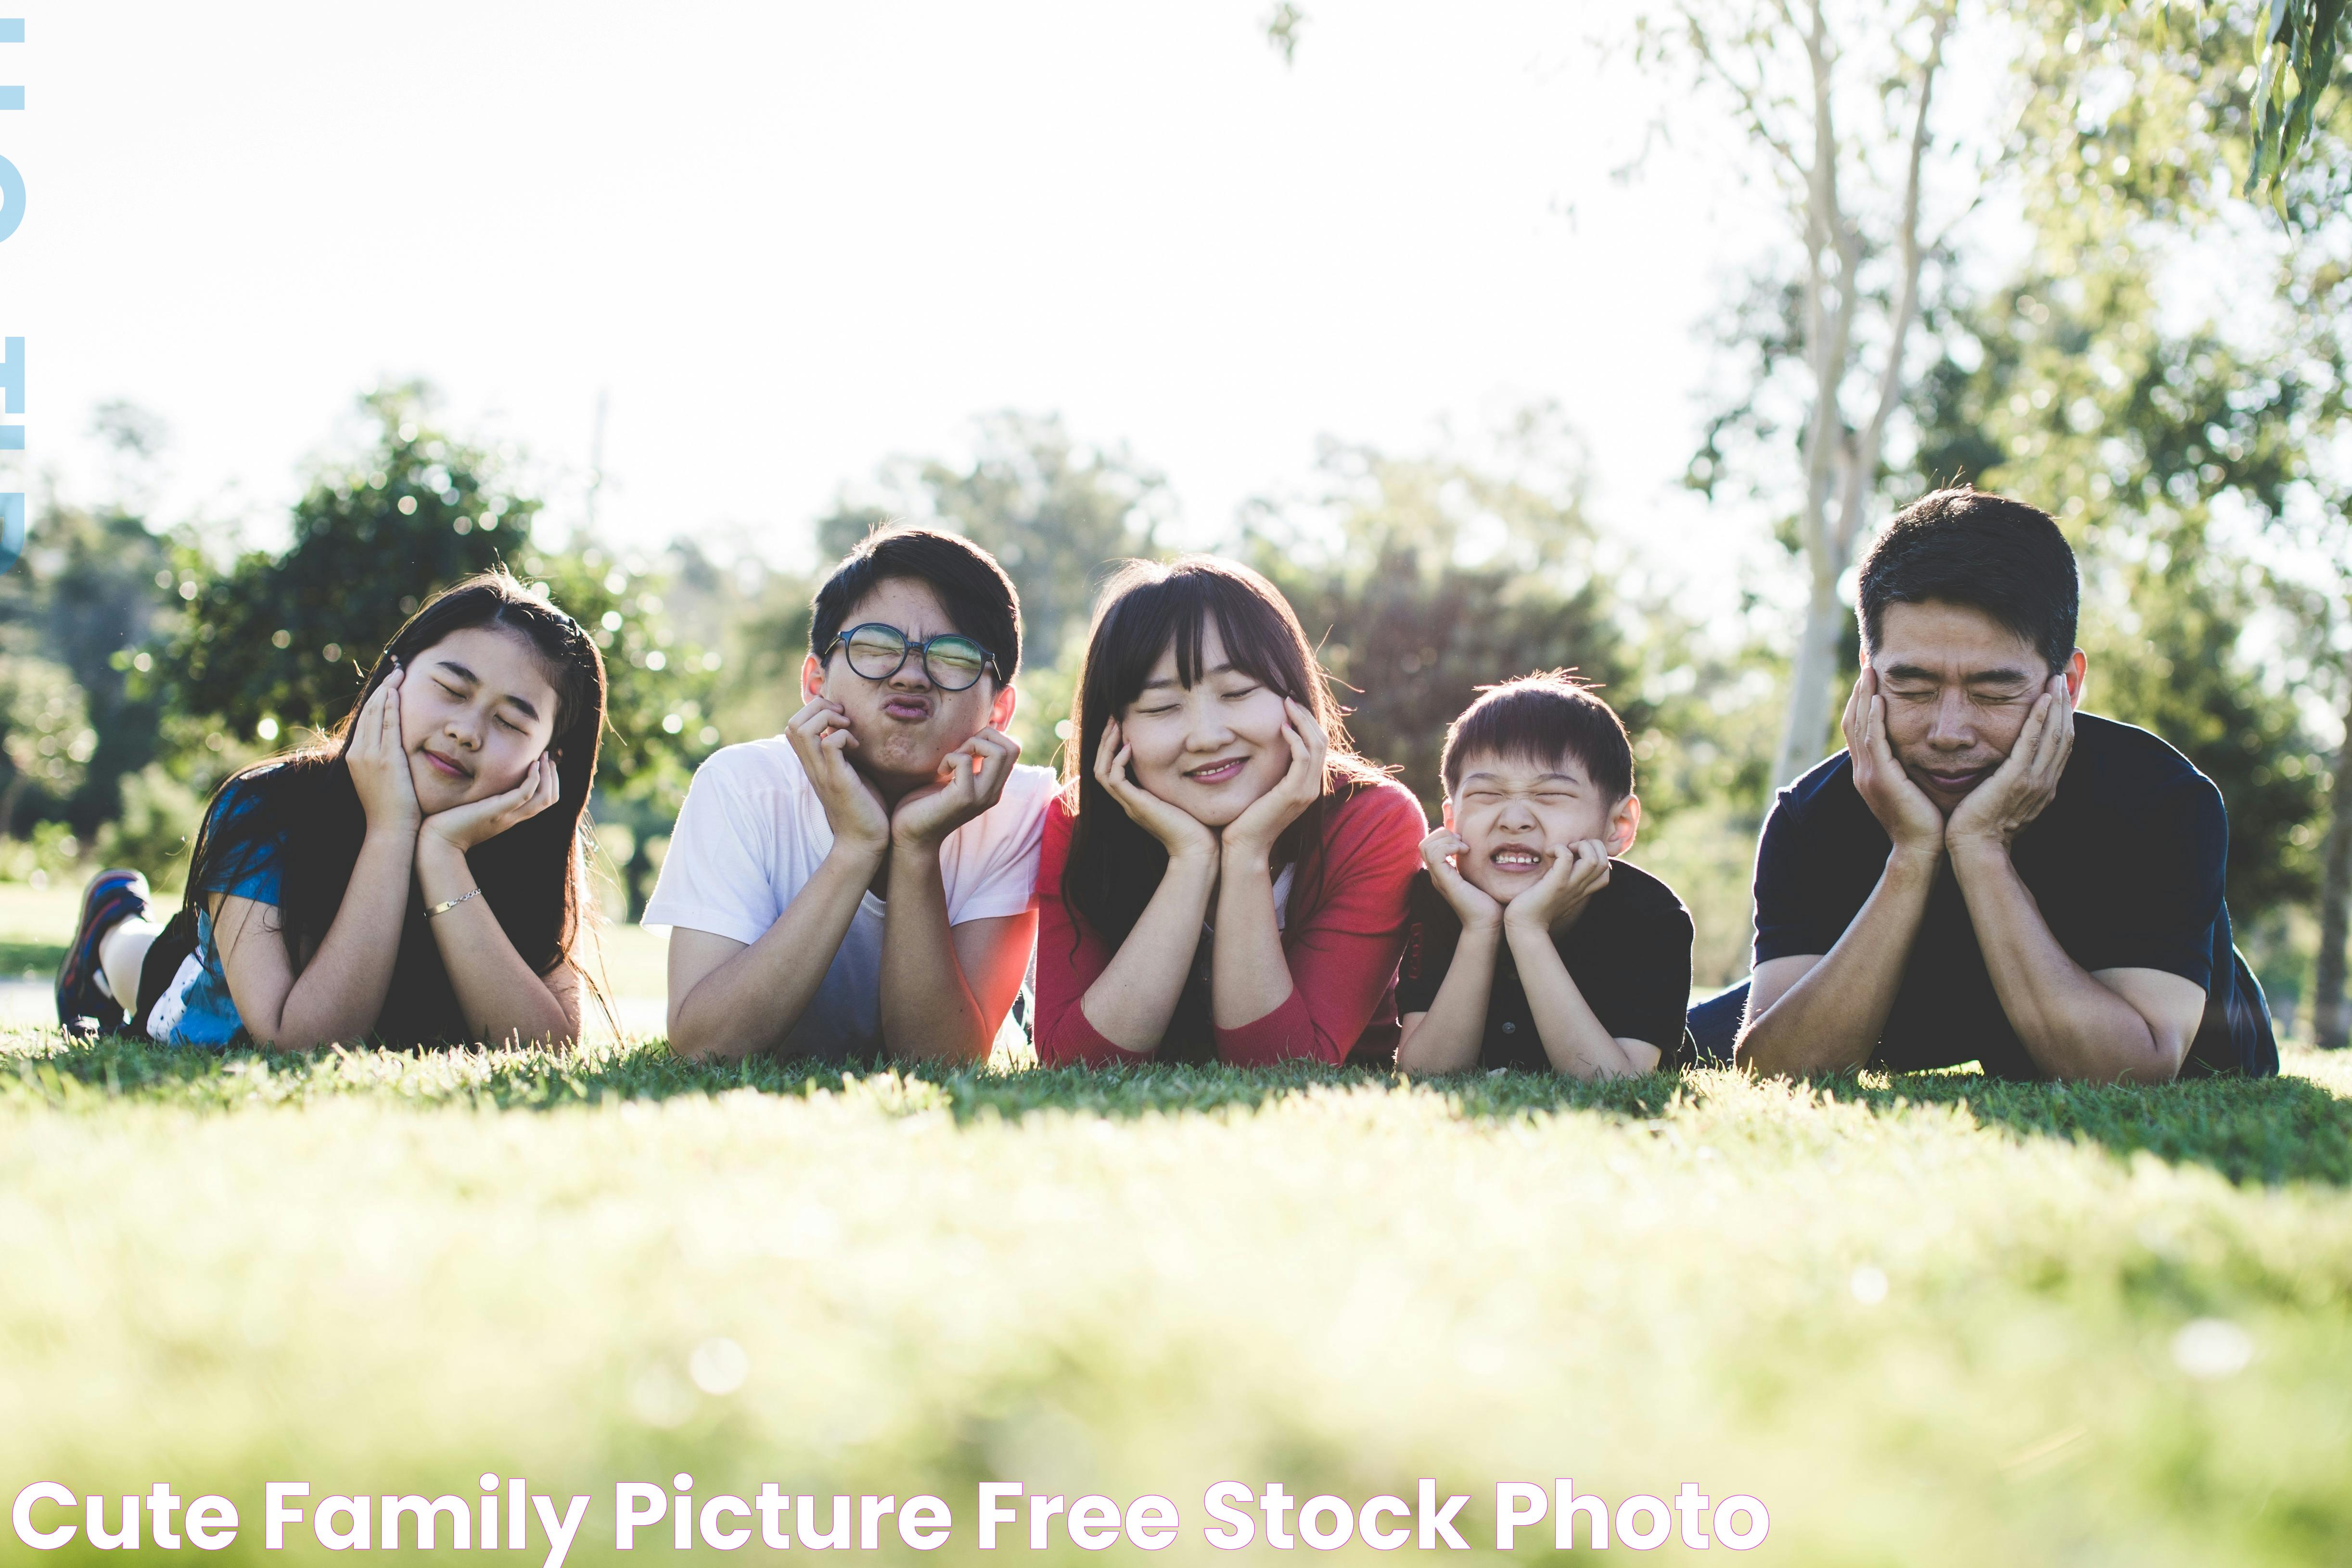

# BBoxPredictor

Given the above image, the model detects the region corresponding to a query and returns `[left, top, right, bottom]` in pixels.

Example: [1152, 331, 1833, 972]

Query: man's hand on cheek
[1844, 666, 1946, 856]
[1947, 675, 2073, 854]
[889, 726, 1022, 853]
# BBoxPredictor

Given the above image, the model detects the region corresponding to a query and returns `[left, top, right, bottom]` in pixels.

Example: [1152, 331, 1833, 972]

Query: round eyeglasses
[830, 622, 1001, 692]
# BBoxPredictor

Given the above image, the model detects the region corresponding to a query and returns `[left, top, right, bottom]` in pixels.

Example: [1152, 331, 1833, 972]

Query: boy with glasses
[651, 527, 1054, 1063]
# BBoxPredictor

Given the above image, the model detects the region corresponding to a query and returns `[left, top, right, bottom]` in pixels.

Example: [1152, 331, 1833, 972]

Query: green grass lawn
[4, 1031, 2350, 1565]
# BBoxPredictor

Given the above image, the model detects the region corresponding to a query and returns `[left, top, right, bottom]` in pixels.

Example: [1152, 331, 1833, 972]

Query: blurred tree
[0, 497, 172, 841]
[1262, 2, 1307, 65]
[171, 384, 534, 738]
[2059, 0, 2349, 202]
[1631, 0, 1966, 788]
[824, 413, 1171, 675]
[0, 655, 92, 834]
[2008, 2, 2352, 1038]
[1901, 264, 2327, 953]
[159, 385, 725, 921]
[1238, 409, 1645, 819]
[41, 505, 175, 837]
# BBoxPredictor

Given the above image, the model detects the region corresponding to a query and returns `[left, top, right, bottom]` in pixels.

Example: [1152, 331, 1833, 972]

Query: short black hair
[809, 524, 1023, 683]
[1858, 489, 2079, 674]
[1440, 672, 1634, 802]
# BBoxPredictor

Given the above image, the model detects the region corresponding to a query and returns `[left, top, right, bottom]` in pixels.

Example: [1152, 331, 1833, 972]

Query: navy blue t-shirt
[1396, 859, 1696, 1071]
[1752, 713, 2275, 1079]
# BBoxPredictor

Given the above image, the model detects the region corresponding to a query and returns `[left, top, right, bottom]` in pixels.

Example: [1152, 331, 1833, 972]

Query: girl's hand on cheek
[1221, 697, 1327, 868]
[421, 752, 564, 855]
[349, 664, 423, 836]
[1095, 717, 1219, 864]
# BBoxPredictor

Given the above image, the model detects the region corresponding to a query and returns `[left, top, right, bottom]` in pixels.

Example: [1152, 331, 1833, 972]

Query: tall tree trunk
[1774, 564, 1846, 789]
[2314, 677, 2352, 1051]
[1764, 0, 1950, 794]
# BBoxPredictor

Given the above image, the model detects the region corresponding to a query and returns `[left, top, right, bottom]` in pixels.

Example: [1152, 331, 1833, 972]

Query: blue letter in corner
[0, 20, 22, 243]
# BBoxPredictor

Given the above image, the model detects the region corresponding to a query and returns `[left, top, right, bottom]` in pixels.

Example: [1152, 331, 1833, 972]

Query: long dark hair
[1058, 556, 1386, 1060]
[180, 570, 608, 1046]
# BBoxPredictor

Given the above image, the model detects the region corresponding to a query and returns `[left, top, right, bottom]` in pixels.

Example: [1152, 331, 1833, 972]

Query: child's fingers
[1420, 831, 1465, 877]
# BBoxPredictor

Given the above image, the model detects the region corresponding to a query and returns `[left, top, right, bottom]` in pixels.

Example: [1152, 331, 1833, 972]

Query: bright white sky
[3, 0, 1794, 594]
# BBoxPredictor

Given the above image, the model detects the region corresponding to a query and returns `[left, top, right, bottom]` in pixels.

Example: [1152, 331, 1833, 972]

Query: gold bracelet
[425, 888, 483, 919]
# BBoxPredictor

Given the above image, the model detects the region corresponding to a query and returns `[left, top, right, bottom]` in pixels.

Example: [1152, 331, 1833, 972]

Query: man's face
[802, 576, 1015, 791]
[1442, 748, 1638, 900]
[1869, 599, 2083, 815]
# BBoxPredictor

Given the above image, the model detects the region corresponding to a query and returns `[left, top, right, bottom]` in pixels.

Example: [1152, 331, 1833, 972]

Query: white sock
[98, 918, 162, 1013]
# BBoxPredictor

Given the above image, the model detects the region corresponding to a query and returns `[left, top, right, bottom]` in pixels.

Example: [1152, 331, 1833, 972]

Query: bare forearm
[1394, 927, 1499, 1074]
[272, 829, 415, 1046]
[1078, 852, 1217, 1053]
[1949, 841, 2175, 1083]
[1509, 923, 1641, 1080]
[417, 840, 575, 1046]
[1210, 853, 1295, 1029]
[1739, 849, 1938, 1075]
[878, 844, 990, 1064]
[670, 847, 878, 1061]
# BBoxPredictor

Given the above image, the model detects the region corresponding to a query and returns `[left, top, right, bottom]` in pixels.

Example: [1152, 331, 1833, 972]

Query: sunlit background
[0, 0, 2346, 1039]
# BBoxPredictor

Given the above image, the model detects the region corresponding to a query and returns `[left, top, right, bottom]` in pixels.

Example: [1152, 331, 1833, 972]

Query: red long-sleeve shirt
[1032, 778, 1428, 1067]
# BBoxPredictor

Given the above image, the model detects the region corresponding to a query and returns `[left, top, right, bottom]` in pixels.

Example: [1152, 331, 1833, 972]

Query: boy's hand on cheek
[786, 697, 890, 856]
[891, 726, 1020, 852]
[1420, 829, 1501, 932]
[1504, 839, 1611, 935]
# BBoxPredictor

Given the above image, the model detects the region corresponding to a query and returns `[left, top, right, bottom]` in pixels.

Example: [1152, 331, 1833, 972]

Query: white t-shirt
[643, 736, 1057, 1059]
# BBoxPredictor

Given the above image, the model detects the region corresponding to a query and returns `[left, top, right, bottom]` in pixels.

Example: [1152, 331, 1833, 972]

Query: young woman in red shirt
[1033, 556, 1427, 1067]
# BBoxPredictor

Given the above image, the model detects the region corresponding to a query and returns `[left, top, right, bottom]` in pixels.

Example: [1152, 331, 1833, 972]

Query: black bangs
[1099, 566, 1304, 716]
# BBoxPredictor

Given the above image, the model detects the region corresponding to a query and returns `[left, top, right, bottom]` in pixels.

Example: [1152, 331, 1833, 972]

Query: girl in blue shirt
[57, 570, 608, 1049]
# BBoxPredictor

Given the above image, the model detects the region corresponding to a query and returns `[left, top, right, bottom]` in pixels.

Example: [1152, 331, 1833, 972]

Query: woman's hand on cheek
[1220, 697, 1327, 870]
[420, 753, 563, 855]
[350, 664, 423, 836]
[1094, 717, 1219, 864]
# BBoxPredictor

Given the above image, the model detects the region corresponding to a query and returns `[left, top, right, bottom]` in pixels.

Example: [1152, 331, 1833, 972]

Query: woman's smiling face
[1118, 619, 1293, 829]
[397, 625, 562, 813]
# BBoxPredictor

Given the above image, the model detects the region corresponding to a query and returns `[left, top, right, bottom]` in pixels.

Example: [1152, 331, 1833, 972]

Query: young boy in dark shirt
[1394, 673, 1694, 1078]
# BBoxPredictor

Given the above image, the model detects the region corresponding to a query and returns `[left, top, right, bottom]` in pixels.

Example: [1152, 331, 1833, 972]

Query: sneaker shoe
[56, 868, 152, 1033]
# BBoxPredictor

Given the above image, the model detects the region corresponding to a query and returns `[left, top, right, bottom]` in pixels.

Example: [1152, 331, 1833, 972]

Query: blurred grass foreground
[4, 1035, 2351, 1566]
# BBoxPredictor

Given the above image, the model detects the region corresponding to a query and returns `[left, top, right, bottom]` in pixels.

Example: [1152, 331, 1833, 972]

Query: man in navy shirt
[1718, 488, 2275, 1083]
